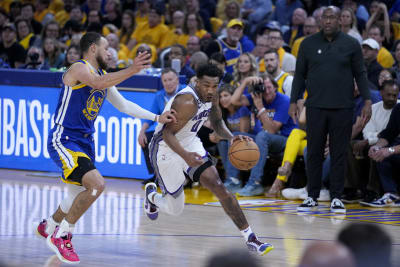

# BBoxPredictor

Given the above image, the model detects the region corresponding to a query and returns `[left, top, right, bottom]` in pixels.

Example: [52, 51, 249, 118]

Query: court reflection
[0, 180, 142, 236]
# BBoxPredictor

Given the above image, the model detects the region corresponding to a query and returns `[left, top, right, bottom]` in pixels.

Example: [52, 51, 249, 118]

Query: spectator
[165, 0, 184, 26]
[340, 8, 362, 44]
[15, 19, 39, 50]
[241, 0, 273, 36]
[205, 19, 245, 74]
[273, 0, 304, 28]
[263, 49, 293, 97]
[291, 16, 318, 58]
[205, 249, 260, 267]
[187, 36, 201, 57]
[21, 3, 42, 34]
[43, 37, 65, 68]
[135, 0, 150, 26]
[362, 38, 383, 89]
[366, 1, 391, 45]
[34, 0, 54, 25]
[338, 223, 392, 267]
[9, 1, 22, 23]
[232, 52, 258, 92]
[138, 68, 185, 181]
[367, 24, 395, 68]
[106, 47, 118, 71]
[366, 100, 400, 208]
[118, 10, 135, 46]
[184, 0, 213, 33]
[252, 35, 269, 64]
[299, 241, 356, 267]
[291, 6, 372, 213]
[232, 74, 297, 196]
[63, 44, 81, 68]
[283, 8, 307, 48]
[127, 1, 169, 51]
[189, 51, 208, 71]
[20, 46, 50, 70]
[0, 8, 8, 30]
[41, 20, 67, 51]
[177, 12, 208, 47]
[260, 27, 297, 74]
[210, 84, 251, 192]
[54, 0, 75, 27]
[0, 22, 26, 68]
[106, 33, 130, 62]
[209, 52, 233, 85]
[169, 10, 185, 44]
[341, 0, 369, 27]
[103, 0, 121, 29]
[168, 44, 196, 83]
[215, 0, 241, 37]
[69, 5, 86, 25]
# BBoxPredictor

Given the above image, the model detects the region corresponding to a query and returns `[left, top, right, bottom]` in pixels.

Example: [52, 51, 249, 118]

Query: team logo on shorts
[83, 89, 105, 120]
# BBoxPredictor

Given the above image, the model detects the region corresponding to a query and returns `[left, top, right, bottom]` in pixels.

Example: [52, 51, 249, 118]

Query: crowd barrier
[0, 69, 166, 179]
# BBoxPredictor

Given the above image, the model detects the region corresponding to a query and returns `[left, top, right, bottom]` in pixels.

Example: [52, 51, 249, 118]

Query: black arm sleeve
[290, 40, 307, 103]
[379, 104, 400, 143]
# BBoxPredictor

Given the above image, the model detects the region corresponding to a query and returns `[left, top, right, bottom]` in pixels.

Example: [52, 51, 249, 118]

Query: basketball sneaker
[144, 182, 159, 220]
[36, 219, 49, 239]
[47, 226, 80, 264]
[246, 233, 274, 256]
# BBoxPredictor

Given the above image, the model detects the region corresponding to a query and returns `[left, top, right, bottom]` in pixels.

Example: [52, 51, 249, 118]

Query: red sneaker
[36, 219, 49, 239]
[47, 226, 80, 264]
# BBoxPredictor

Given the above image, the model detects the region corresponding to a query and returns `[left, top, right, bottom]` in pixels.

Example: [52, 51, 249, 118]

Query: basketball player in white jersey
[145, 64, 274, 255]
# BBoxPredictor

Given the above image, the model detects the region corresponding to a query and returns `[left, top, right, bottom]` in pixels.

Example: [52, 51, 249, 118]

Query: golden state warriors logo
[83, 89, 105, 120]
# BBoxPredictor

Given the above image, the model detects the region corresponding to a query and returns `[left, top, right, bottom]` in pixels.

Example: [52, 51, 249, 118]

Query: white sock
[240, 226, 253, 241]
[46, 216, 59, 235]
[56, 219, 73, 238]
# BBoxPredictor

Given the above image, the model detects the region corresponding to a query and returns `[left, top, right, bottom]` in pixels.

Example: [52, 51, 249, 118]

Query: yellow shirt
[34, 8, 54, 22]
[118, 44, 130, 61]
[0, 0, 13, 13]
[289, 28, 298, 48]
[55, 10, 69, 27]
[177, 29, 208, 47]
[135, 14, 148, 26]
[291, 36, 305, 58]
[131, 22, 170, 50]
[377, 47, 395, 68]
[19, 33, 34, 50]
[49, 0, 64, 14]
[392, 22, 400, 40]
[259, 47, 285, 73]
[210, 17, 223, 34]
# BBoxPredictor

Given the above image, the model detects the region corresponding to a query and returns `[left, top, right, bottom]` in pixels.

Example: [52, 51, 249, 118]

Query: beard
[96, 54, 108, 70]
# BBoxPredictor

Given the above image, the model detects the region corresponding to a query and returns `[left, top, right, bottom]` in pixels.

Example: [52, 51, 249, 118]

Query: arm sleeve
[352, 41, 371, 101]
[106, 86, 156, 121]
[290, 41, 307, 103]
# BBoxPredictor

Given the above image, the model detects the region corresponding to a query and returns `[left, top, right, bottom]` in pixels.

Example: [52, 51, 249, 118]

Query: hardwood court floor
[1, 169, 400, 267]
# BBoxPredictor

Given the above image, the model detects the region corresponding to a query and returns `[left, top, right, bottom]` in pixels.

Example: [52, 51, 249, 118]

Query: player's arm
[107, 86, 176, 124]
[162, 94, 203, 167]
[209, 96, 234, 141]
[63, 52, 151, 90]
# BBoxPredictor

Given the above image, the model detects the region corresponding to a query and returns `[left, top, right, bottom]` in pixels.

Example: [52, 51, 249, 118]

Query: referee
[290, 6, 372, 213]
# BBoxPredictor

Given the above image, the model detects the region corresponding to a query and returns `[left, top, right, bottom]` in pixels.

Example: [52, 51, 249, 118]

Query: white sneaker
[282, 187, 307, 200]
[318, 189, 330, 202]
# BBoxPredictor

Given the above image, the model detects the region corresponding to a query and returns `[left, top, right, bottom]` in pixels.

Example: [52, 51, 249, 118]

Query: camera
[29, 52, 39, 62]
[253, 82, 265, 94]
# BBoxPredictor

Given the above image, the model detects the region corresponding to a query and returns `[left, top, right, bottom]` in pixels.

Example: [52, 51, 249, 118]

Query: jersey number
[191, 121, 202, 132]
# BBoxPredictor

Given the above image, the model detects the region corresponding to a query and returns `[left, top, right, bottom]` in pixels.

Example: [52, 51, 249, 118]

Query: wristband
[155, 114, 159, 122]
[257, 107, 266, 117]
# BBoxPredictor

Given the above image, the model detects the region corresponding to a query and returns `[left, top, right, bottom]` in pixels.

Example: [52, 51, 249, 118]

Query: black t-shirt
[0, 42, 26, 68]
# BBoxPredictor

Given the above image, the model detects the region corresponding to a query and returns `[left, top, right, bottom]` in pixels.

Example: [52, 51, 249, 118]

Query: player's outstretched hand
[184, 152, 204, 167]
[159, 109, 177, 124]
[231, 135, 253, 145]
[130, 51, 152, 74]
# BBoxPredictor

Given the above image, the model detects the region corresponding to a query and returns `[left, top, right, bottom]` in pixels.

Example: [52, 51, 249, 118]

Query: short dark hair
[196, 64, 223, 80]
[80, 32, 102, 54]
[161, 67, 178, 77]
[269, 28, 283, 38]
[209, 52, 226, 64]
[337, 223, 392, 267]
[171, 44, 187, 56]
[369, 24, 384, 37]
[264, 49, 279, 58]
[381, 79, 398, 91]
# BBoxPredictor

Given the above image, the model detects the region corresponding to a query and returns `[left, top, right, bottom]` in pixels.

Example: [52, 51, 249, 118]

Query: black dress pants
[306, 107, 353, 200]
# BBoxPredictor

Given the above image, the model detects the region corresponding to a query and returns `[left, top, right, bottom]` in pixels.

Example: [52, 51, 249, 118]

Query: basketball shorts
[48, 125, 96, 186]
[150, 136, 208, 198]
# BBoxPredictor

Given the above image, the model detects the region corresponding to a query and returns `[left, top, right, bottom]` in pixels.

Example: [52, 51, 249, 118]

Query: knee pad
[186, 154, 217, 182]
[59, 184, 85, 213]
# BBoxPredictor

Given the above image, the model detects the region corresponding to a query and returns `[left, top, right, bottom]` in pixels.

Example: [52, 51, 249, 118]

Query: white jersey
[153, 86, 212, 148]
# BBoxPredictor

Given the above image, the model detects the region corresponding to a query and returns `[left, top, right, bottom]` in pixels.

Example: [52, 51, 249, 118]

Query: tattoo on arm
[209, 102, 233, 140]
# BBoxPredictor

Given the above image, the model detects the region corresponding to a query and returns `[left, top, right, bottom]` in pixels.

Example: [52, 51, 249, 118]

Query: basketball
[228, 139, 260, 170]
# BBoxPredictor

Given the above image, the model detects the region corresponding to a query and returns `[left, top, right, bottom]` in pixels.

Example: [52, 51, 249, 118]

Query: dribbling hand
[231, 135, 253, 145]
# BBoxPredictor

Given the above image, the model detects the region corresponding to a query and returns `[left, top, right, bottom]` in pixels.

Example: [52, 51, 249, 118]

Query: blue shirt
[142, 84, 186, 132]
[180, 65, 195, 84]
[240, 35, 255, 53]
[245, 92, 297, 137]
[226, 106, 250, 132]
